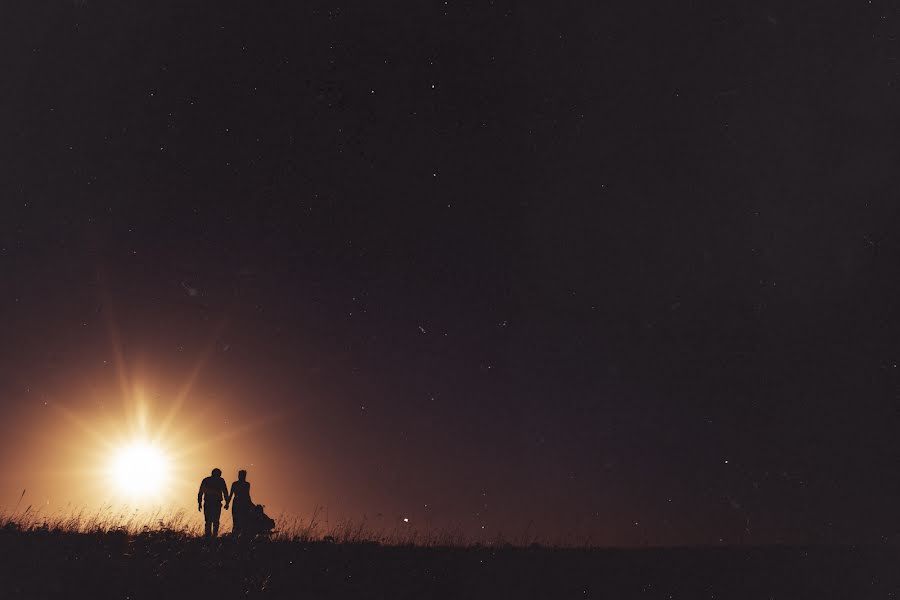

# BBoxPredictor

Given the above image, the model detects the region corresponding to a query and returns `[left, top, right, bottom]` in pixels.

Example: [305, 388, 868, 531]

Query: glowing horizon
[12, 299, 281, 514]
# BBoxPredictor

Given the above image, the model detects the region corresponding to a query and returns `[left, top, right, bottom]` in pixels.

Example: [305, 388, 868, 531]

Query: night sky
[3, 2, 900, 546]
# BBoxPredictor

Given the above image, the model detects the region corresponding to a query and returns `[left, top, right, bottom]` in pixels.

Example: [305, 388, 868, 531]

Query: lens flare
[37, 308, 275, 512]
[108, 441, 170, 496]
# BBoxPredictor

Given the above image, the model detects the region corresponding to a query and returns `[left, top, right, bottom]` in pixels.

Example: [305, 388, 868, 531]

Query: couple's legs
[204, 519, 220, 537]
[204, 503, 222, 537]
[204, 503, 250, 537]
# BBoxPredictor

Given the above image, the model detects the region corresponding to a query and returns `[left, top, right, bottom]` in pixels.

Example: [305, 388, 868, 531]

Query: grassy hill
[1, 520, 898, 599]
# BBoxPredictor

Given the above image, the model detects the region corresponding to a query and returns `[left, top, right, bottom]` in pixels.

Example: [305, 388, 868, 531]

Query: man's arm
[222, 479, 230, 509]
[197, 482, 204, 511]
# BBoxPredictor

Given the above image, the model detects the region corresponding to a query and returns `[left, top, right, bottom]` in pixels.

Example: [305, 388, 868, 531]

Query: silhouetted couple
[197, 468, 253, 537]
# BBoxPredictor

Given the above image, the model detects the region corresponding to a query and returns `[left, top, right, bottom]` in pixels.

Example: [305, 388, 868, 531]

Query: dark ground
[1, 529, 899, 599]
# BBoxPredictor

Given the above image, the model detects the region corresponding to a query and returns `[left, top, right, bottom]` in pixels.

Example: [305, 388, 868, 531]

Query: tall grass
[1, 504, 201, 537]
[0, 503, 546, 548]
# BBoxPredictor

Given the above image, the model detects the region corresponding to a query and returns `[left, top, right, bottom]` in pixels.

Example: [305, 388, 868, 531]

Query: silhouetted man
[197, 468, 229, 537]
[228, 469, 253, 535]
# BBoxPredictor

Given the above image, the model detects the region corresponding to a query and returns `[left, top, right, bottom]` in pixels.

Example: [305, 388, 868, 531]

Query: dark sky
[3, 1, 900, 545]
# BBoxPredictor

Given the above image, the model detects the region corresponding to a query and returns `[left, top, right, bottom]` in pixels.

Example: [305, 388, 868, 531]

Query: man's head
[211, 468, 222, 477]
[238, 469, 247, 481]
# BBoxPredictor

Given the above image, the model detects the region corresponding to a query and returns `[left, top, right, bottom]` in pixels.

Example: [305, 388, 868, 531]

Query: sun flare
[108, 440, 171, 496]
[43, 314, 273, 511]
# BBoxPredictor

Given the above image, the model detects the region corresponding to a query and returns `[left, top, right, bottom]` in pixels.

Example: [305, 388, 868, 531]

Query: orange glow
[48, 383, 214, 509]
[0, 302, 304, 526]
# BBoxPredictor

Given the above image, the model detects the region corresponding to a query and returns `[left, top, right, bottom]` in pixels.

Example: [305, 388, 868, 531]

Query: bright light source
[109, 441, 170, 496]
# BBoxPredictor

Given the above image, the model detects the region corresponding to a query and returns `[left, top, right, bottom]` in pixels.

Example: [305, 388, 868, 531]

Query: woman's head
[238, 469, 247, 481]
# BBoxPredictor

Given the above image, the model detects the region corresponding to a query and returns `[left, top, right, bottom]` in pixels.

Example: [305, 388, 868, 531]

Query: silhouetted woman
[228, 470, 253, 534]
